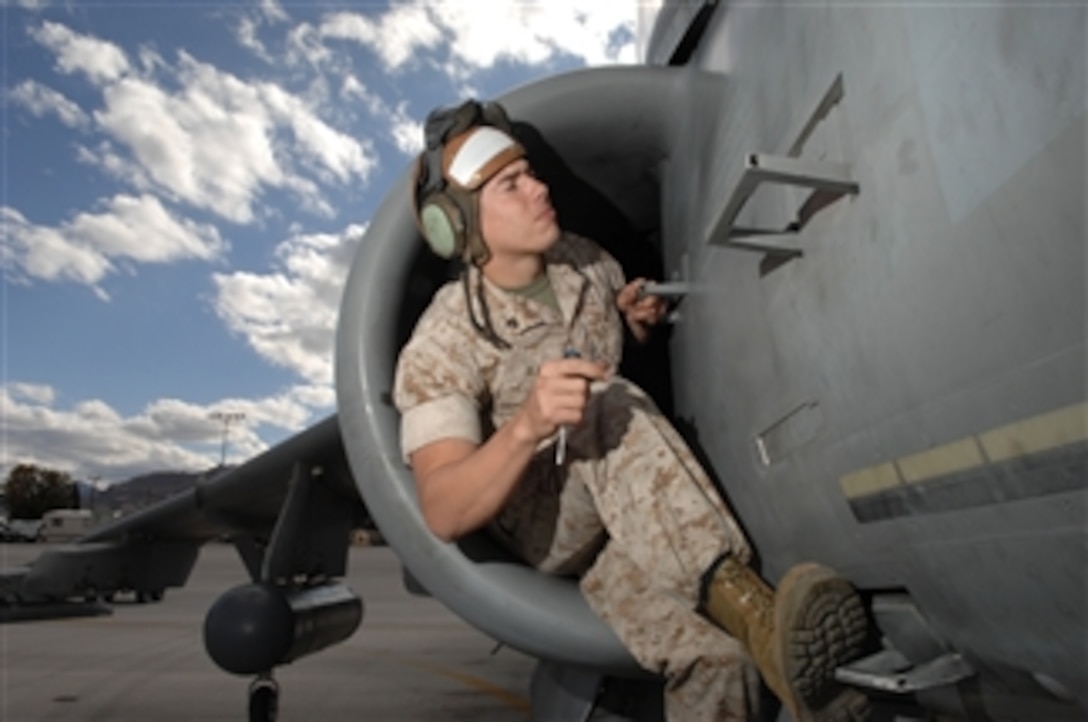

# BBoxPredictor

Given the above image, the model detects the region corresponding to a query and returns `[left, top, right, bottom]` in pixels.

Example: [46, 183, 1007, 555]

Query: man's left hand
[617, 278, 668, 344]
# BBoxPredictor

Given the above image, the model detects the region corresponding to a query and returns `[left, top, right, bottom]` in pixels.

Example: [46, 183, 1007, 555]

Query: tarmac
[0, 542, 537, 722]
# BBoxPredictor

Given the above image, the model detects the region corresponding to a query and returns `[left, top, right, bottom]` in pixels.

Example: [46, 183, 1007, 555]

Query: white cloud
[318, 1, 636, 76]
[6, 382, 56, 405]
[288, 384, 336, 409]
[320, 4, 441, 70]
[258, 82, 377, 186]
[235, 16, 273, 63]
[390, 101, 424, 156]
[0, 382, 332, 482]
[335, 78, 421, 157]
[76, 194, 225, 262]
[1, 195, 225, 291]
[74, 140, 153, 191]
[1, 385, 214, 481]
[259, 0, 289, 24]
[234, 0, 291, 62]
[285, 22, 334, 69]
[28, 23, 377, 225]
[8, 80, 90, 129]
[340, 74, 383, 115]
[96, 71, 272, 224]
[2, 206, 114, 289]
[212, 224, 363, 386]
[31, 21, 129, 83]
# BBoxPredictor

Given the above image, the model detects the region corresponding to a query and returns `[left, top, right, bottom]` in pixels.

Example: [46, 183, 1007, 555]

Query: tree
[4, 464, 77, 519]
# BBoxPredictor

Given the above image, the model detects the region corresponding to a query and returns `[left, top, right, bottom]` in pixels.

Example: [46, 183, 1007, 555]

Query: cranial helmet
[413, 100, 525, 265]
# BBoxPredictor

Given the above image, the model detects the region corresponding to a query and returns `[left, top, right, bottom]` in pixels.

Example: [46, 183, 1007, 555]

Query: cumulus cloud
[74, 140, 153, 191]
[234, 0, 291, 63]
[212, 224, 363, 386]
[6, 382, 56, 405]
[389, 101, 424, 155]
[89, 52, 375, 223]
[236, 16, 273, 63]
[0, 382, 332, 481]
[259, 0, 289, 24]
[258, 81, 376, 186]
[31, 20, 129, 83]
[320, 4, 441, 70]
[1, 195, 225, 293]
[8, 79, 90, 128]
[25, 23, 377, 226]
[2, 385, 215, 480]
[339, 74, 383, 115]
[285, 22, 335, 70]
[318, 1, 636, 76]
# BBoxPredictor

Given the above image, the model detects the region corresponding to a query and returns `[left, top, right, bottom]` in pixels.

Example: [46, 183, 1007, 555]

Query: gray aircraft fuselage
[641, 2, 1085, 719]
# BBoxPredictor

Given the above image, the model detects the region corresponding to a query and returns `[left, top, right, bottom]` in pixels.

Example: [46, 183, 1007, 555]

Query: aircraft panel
[902, 4, 1086, 222]
[650, 3, 1084, 716]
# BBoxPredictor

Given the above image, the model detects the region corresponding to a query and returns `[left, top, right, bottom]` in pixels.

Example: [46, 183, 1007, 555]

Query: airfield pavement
[0, 542, 538, 722]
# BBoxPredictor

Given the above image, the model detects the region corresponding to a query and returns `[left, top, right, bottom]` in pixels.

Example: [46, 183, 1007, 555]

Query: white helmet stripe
[446, 127, 520, 189]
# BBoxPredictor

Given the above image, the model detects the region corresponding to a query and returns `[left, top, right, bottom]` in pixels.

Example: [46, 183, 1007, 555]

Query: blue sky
[2, 0, 650, 483]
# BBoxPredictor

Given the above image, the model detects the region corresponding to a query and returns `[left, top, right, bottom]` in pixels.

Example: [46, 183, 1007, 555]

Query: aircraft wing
[1, 414, 364, 619]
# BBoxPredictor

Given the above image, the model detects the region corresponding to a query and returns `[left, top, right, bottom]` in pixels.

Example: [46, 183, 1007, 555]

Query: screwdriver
[554, 347, 581, 466]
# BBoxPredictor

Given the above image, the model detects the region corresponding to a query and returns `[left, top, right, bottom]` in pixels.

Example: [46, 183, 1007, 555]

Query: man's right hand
[514, 357, 610, 444]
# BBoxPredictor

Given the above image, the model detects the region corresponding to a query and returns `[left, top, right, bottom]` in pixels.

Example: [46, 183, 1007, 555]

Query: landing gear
[248, 673, 279, 722]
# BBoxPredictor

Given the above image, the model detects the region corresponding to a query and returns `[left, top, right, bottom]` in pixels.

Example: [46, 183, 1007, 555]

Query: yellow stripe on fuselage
[896, 437, 986, 484]
[839, 401, 1087, 499]
[839, 463, 901, 498]
[978, 404, 1088, 463]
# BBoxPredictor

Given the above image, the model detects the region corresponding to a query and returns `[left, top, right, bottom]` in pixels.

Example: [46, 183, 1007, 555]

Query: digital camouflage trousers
[493, 379, 764, 721]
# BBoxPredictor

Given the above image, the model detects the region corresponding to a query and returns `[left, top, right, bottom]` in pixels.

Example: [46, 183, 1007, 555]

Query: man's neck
[480, 252, 545, 290]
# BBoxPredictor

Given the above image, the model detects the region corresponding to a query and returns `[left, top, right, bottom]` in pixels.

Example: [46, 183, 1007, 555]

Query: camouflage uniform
[395, 233, 762, 721]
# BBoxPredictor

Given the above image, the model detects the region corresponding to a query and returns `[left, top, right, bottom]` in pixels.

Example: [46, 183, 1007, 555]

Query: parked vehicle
[40, 509, 93, 543]
[5, 518, 44, 543]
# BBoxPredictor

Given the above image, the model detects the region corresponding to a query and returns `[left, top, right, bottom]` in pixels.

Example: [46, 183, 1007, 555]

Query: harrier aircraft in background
[2, 2, 1084, 721]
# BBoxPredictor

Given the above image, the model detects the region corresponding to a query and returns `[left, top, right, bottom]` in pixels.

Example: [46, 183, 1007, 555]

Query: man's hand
[616, 278, 668, 344]
[513, 357, 610, 444]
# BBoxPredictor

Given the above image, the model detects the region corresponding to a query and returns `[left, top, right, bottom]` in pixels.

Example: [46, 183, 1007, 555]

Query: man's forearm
[417, 412, 541, 541]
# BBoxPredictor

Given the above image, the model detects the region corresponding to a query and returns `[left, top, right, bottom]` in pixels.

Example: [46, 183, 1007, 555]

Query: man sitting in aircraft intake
[393, 100, 871, 722]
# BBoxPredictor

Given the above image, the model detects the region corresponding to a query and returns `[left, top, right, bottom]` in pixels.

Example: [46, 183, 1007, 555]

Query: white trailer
[40, 509, 94, 543]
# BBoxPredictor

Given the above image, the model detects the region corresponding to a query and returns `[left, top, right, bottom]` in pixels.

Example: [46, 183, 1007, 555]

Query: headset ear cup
[419, 193, 465, 259]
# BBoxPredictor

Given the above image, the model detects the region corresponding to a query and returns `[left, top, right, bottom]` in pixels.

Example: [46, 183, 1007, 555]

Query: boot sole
[775, 564, 870, 722]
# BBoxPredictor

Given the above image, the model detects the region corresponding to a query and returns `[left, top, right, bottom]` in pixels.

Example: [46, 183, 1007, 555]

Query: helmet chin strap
[462, 266, 509, 350]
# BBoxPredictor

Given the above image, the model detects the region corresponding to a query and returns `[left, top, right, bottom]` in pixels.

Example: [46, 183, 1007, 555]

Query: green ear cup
[420, 202, 459, 259]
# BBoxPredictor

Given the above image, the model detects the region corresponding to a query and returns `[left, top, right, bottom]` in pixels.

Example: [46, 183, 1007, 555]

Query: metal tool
[555, 347, 581, 465]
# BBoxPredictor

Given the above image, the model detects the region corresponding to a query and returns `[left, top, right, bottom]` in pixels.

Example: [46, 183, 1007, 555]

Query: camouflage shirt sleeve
[393, 287, 485, 463]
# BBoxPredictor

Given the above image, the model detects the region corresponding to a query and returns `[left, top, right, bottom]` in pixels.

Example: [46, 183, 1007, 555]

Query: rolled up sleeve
[393, 310, 485, 464]
[399, 395, 481, 461]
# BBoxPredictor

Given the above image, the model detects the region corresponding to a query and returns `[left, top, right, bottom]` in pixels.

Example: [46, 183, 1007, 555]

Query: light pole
[89, 476, 109, 523]
[209, 411, 246, 467]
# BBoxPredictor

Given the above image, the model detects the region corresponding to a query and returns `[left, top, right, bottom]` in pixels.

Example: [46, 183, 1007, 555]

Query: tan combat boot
[701, 557, 871, 722]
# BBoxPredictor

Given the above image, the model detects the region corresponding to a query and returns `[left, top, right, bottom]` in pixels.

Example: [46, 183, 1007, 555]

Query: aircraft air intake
[336, 66, 688, 673]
